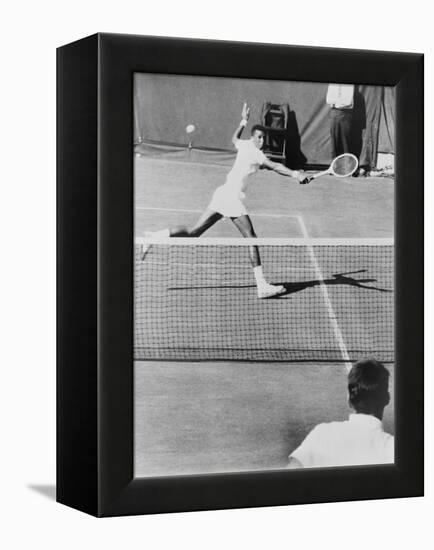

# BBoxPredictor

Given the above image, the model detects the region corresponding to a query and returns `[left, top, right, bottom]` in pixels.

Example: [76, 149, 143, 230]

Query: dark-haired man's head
[251, 124, 266, 150]
[348, 358, 390, 420]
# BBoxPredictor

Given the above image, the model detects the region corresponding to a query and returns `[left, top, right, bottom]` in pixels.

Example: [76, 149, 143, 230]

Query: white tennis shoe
[257, 283, 285, 299]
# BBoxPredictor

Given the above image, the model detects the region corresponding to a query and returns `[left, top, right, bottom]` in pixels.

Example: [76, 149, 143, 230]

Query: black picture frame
[57, 33, 424, 517]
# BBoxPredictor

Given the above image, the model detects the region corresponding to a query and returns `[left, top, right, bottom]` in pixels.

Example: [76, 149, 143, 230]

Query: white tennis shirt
[326, 84, 355, 110]
[224, 138, 267, 195]
[290, 413, 394, 468]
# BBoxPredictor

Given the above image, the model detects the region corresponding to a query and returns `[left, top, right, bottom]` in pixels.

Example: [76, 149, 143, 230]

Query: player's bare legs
[170, 209, 223, 237]
[141, 209, 222, 259]
[231, 214, 285, 298]
[230, 214, 260, 266]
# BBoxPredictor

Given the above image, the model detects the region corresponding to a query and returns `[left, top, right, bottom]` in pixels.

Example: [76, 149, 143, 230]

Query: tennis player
[144, 103, 305, 299]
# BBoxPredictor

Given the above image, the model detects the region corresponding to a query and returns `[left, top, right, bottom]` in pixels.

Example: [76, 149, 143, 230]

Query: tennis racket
[300, 153, 359, 184]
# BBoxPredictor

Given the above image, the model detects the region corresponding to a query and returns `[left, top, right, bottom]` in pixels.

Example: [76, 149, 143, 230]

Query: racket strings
[331, 154, 358, 177]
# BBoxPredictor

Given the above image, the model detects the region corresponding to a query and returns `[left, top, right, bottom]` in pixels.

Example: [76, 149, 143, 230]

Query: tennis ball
[186, 124, 196, 134]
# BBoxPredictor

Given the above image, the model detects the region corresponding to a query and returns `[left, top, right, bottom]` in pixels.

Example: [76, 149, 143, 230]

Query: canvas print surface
[133, 74, 395, 476]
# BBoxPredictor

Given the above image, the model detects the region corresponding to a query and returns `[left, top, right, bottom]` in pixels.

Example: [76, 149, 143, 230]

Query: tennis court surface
[133, 150, 395, 477]
[134, 361, 395, 477]
[134, 149, 394, 239]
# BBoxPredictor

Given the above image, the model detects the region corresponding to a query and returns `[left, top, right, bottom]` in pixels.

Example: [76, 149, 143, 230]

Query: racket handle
[300, 177, 313, 185]
[307, 169, 331, 181]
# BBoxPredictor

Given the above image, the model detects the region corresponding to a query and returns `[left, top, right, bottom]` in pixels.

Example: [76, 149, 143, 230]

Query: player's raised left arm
[231, 102, 250, 145]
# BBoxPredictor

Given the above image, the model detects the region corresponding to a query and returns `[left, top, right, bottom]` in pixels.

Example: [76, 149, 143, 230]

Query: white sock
[253, 266, 267, 287]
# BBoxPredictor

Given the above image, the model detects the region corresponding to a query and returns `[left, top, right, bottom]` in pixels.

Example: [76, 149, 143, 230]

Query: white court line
[295, 215, 353, 372]
[136, 235, 393, 246]
[135, 205, 301, 220]
[135, 154, 235, 169]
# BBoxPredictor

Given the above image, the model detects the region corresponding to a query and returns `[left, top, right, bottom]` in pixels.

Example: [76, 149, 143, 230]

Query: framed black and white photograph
[57, 33, 423, 517]
[133, 73, 395, 477]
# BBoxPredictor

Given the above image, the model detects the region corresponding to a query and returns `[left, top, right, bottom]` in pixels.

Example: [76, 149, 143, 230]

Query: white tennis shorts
[208, 184, 248, 218]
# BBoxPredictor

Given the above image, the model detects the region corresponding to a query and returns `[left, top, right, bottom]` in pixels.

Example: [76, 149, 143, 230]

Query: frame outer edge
[56, 33, 99, 516]
[64, 34, 424, 516]
[395, 54, 424, 495]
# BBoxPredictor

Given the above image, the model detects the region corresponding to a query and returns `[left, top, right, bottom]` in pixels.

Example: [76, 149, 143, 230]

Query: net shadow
[167, 270, 392, 296]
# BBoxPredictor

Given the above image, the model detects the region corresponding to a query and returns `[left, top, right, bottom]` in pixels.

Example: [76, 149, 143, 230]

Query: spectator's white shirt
[290, 413, 394, 468]
[224, 139, 267, 195]
[326, 84, 355, 109]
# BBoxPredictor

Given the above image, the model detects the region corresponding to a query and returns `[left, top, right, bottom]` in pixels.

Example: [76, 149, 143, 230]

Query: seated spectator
[287, 358, 394, 468]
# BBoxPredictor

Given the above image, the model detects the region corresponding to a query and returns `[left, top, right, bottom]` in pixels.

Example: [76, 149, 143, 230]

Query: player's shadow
[168, 270, 392, 295]
[276, 269, 392, 298]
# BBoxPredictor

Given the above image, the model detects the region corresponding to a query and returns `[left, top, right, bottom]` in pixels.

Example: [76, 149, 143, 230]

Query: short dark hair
[348, 358, 390, 414]
[251, 124, 266, 136]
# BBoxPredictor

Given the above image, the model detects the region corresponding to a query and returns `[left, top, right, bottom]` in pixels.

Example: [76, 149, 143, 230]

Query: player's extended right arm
[263, 158, 302, 180]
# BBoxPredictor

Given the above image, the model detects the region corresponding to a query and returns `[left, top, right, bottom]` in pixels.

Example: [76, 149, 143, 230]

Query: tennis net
[134, 237, 394, 363]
